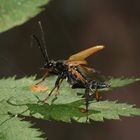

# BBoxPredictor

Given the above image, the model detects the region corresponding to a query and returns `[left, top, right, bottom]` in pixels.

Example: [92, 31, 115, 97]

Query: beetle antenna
[38, 21, 49, 63]
[31, 35, 47, 62]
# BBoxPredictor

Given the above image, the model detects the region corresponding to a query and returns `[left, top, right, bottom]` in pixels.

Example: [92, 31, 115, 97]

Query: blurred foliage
[0, 0, 50, 32]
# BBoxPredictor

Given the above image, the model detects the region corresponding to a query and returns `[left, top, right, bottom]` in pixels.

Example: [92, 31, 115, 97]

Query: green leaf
[107, 77, 140, 89]
[0, 76, 140, 139]
[0, 100, 45, 140]
[27, 100, 140, 123]
[0, 117, 44, 140]
[0, 76, 140, 119]
[0, 0, 50, 33]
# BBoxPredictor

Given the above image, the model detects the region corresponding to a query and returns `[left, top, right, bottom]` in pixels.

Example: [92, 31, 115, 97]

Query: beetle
[33, 22, 109, 111]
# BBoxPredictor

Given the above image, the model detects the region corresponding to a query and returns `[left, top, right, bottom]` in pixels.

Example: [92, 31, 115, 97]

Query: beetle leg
[89, 86, 99, 101]
[84, 82, 100, 111]
[56, 78, 64, 93]
[44, 74, 64, 103]
[90, 86, 101, 101]
[95, 90, 100, 101]
[89, 81, 102, 101]
[36, 72, 49, 85]
[84, 87, 91, 112]
[85, 100, 89, 112]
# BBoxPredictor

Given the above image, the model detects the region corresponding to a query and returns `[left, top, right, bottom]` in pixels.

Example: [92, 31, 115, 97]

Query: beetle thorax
[44, 60, 66, 74]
